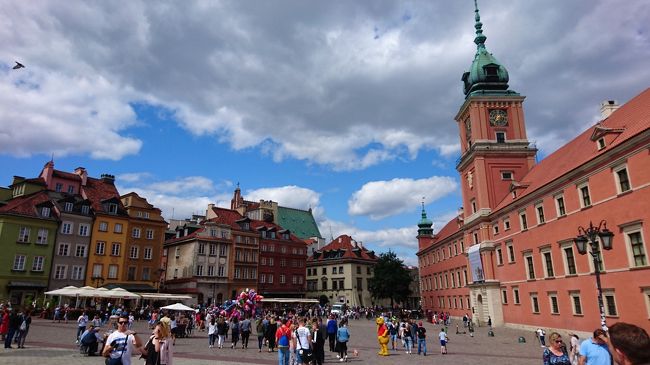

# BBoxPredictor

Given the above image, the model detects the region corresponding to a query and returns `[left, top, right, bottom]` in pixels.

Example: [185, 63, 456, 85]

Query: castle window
[496, 132, 506, 143]
[597, 137, 606, 150]
[501, 171, 513, 180]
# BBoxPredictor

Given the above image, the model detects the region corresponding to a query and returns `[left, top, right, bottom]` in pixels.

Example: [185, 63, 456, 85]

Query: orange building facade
[417, 4, 650, 334]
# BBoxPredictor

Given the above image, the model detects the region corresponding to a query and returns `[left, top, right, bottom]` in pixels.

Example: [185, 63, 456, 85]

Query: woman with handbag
[142, 322, 174, 365]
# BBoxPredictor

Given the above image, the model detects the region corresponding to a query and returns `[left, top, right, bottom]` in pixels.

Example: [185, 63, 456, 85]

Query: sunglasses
[555, 340, 563, 343]
[118, 321, 128, 325]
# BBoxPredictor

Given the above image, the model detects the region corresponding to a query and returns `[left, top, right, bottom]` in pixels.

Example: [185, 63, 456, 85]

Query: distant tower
[417, 201, 434, 237]
[456, 0, 537, 220]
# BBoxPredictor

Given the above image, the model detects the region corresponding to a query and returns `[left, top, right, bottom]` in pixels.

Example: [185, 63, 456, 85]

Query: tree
[368, 250, 412, 307]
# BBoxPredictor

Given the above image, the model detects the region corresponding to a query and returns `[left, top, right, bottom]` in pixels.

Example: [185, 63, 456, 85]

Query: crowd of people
[2, 301, 650, 365]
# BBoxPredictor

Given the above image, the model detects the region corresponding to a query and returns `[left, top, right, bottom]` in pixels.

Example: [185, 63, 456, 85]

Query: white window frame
[506, 241, 515, 263]
[132, 227, 141, 238]
[99, 222, 108, 232]
[519, 211, 528, 231]
[144, 247, 153, 260]
[642, 288, 650, 319]
[36, 228, 49, 244]
[554, 194, 566, 217]
[613, 164, 632, 194]
[31, 256, 44, 272]
[146, 229, 154, 240]
[561, 242, 578, 276]
[96, 241, 106, 255]
[18, 226, 30, 242]
[524, 252, 535, 280]
[570, 291, 583, 316]
[71, 265, 85, 280]
[111, 242, 121, 256]
[622, 223, 647, 268]
[61, 221, 73, 235]
[108, 265, 118, 279]
[75, 244, 87, 258]
[92, 264, 103, 278]
[78, 224, 90, 237]
[54, 264, 67, 279]
[535, 203, 545, 225]
[513, 287, 520, 305]
[58, 242, 70, 256]
[501, 288, 508, 304]
[549, 292, 559, 314]
[577, 182, 592, 208]
[114, 223, 123, 233]
[130, 245, 139, 259]
[496, 246, 503, 266]
[540, 247, 555, 278]
[602, 290, 618, 317]
[503, 218, 511, 231]
[530, 293, 540, 314]
[64, 202, 73, 212]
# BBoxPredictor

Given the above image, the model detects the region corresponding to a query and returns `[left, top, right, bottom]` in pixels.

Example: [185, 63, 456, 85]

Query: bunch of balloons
[218, 288, 264, 318]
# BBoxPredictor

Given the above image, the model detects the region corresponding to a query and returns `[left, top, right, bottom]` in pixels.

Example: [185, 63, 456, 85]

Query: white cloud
[348, 176, 457, 220]
[147, 176, 216, 194]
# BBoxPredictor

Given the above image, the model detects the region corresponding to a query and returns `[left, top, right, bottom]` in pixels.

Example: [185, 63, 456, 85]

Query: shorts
[440, 340, 446, 346]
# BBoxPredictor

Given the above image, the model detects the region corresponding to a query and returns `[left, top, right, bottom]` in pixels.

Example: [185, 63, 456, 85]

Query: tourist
[207, 317, 217, 348]
[276, 318, 291, 365]
[416, 321, 427, 356]
[312, 317, 327, 365]
[603, 322, 650, 365]
[335, 320, 350, 362]
[439, 328, 448, 355]
[389, 319, 398, 350]
[15, 310, 32, 349]
[569, 333, 580, 365]
[255, 316, 265, 352]
[578, 328, 611, 365]
[543, 332, 571, 365]
[216, 316, 227, 349]
[240, 315, 252, 349]
[537, 328, 547, 347]
[76, 311, 89, 343]
[230, 316, 240, 349]
[402, 320, 413, 354]
[266, 316, 278, 352]
[102, 315, 144, 365]
[80, 324, 102, 356]
[295, 318, 312, 365]
[3, 308, 20, 349]
[0, 308, 9, 341]
[143, 322, 173, 365]
[326, 314, 337, 352]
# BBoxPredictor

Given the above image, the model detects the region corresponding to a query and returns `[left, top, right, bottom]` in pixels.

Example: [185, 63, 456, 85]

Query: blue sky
[1, 1, 649, 265]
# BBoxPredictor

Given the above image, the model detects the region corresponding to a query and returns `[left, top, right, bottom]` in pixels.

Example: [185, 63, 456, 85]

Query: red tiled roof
[0, 191, 53, 218]
[494, 87, 650, 212]
[81, 177, 125, 214]
[208, 206, 246, 228]
[308, 234, 377, 263]
[52, 169, 81, 181]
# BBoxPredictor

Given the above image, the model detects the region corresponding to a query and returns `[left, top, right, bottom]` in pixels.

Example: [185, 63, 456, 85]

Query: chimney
[600, 100, 619, 119]
[206, 203, 216, 219]
[74, 167, 88, 186]
[100, 174, 115, 184]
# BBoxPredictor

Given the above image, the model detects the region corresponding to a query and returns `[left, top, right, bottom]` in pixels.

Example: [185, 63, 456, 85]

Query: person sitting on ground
[603, 322, 650, 365]
[80, 325, 102, 356]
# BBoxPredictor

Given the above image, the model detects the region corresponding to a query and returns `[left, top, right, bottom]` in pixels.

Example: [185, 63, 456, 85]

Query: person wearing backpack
[336, 320, 350, 362]
[275, 318, 292, 365]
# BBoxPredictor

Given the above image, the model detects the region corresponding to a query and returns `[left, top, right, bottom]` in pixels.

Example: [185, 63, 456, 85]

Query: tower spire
[473, 0, 487, 49]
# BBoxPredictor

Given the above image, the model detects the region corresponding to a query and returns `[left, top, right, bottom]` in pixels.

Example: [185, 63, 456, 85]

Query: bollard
[518, 336, 526, 343]
[487, 330, 495, 337]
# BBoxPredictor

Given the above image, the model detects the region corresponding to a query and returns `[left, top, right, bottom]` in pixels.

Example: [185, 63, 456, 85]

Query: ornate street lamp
[573, 220, 614, 331]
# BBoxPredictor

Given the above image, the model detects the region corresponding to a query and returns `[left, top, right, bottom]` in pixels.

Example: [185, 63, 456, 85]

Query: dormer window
[282, 233, 290, 240]
[269, 231, 276, 239]
[501, 171, 513, 180]
[484, 65, 499, 81]
[41, 207, 51, 217]
[81, 205, 90, 215]
[55, 183, 63, 192]
[64, 202, 73, 212]
[597, 137, 606, 150]
[106, 203, 118, 215]
[242, 222, 250, 230]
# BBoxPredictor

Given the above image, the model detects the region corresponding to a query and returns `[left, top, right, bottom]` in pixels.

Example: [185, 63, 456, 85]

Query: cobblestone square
[0, 317, 550, 364]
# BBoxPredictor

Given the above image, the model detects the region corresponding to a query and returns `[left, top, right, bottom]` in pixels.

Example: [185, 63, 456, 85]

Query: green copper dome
[417, 203, 433, 236]
[461, 1, 517, 98]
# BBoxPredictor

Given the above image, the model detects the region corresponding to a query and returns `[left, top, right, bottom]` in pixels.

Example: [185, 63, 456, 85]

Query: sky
[1, 1, 649, 266]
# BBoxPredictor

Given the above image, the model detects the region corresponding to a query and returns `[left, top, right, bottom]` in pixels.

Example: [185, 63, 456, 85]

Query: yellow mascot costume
[376, 317, 390, 356]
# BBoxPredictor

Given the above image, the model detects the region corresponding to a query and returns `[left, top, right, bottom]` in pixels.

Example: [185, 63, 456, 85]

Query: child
[438, 328, 448, 354]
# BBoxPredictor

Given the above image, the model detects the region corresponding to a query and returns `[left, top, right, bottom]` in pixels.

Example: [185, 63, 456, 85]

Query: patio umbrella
[161, 302, 195, 311]
[44, 286, 79, 296]
[105, 287, 140, 299]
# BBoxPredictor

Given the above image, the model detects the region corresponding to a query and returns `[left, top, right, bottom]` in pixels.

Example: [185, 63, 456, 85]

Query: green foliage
[368, 250, 412, 306]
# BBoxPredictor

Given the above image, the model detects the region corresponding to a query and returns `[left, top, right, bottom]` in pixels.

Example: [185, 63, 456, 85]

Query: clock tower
[456, 0, 537, 223]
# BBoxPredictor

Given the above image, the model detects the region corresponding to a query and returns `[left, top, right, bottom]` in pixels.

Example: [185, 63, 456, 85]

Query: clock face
[489, 109, 508, 126]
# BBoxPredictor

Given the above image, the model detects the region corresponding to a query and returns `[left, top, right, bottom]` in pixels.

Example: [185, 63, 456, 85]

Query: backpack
[278, 328, 290, 347]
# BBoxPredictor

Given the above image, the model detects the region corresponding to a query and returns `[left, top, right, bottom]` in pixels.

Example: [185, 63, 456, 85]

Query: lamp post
[573, 220, 614, 331]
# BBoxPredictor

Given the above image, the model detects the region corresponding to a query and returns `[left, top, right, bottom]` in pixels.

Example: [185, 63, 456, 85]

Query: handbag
[295, 330, 314, 363]
[105, 335, 128, 365]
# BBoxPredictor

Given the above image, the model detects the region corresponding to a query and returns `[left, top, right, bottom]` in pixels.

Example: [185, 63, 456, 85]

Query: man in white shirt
[76, 312, 89, 343]
[295, 318, 312, 365]
[102, 315, 144, 365]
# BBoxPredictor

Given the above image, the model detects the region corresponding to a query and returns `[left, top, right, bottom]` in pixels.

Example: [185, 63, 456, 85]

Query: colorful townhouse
[0, 177, 58, 305]
[119, 192, 168, 292]
[417, 2, 650, 334]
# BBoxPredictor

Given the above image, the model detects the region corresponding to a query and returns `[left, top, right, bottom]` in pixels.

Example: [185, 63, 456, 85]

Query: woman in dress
[543, 332, 571, 365]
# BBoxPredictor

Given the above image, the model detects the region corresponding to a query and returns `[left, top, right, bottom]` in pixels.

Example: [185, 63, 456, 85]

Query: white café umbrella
[105, 287, 140, 299]
[161, 302, 195, 311]
[44, 286, 79, 296]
